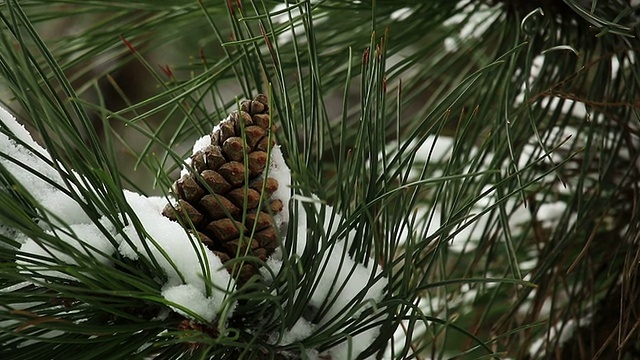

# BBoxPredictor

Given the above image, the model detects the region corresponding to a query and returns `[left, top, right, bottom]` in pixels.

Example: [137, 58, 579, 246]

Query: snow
[519, 257, 538, 272]
[0, 106, 48, 157]
[383, 296, 432, 359]
[390, 7, 414, 21]
[277, 317, 315, 345]
[117, 190, 235, 321]
[162, 283, 222, 321]
[277, 193, 319, 258]
[263, 198, 387, 358]
[448, 210, 489, 253]
[307, 209, 386, 359]
[412, 135, 455, 164]
[395, 204, 441, 247]
[384, 135, 454, 181]
[1, 109, 112, 275]
[536, 201, 567, 226]
[1, 105, 234, 323]
[321, 326, 381, 360]
[258, 257, 283, 282]
[39, 188, 95, 226]
[0, 224, 28, 248]
[514, 55, 546, 105]
[0, 109, 94, 227]
[443, 1, 501, 52]
[262, 145, 291, 233]
[258, 195, 386, 358]
[308, 238, 385, 322]
[192, 133, 211, 154]
[18, 223, 114, 280]
[539, 97, 588, 119]
[270, 3, 328, 45]
[2, 103, 386, 355]
[528, 317, 588, 358]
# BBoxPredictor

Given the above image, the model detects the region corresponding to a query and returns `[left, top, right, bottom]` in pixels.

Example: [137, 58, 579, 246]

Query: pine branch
[1, 0, 639, 359]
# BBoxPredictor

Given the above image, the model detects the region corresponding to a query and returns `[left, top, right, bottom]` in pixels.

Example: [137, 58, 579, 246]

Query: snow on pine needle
[161, 94, 387, 358]
[0, 97, 387, 359]
[0, 105, 234, 322]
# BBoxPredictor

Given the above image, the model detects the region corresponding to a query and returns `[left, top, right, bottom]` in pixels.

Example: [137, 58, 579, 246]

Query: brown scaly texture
[162, 94, 281, 283]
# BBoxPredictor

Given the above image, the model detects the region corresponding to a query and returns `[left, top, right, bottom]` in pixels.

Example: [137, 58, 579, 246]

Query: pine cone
[163, 94, 280, 283]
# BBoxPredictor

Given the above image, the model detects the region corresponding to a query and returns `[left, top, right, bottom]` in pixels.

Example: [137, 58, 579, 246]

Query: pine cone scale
[218, 161, 246, 187]
[200, 170, 231, 194]
[198, 194, 240, 220]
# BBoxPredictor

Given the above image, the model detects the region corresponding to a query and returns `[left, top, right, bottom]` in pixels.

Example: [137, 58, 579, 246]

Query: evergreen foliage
[0, 0, 639, 359]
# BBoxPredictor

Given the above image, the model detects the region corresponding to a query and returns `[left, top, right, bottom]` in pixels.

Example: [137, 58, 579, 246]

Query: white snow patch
[162, 283, 222, 322]
[263, 145, 291, 233]
[0, 225, 28, 247]
[117, 190, 235, 321]
[303, 206, 386, 359]
[268, 199, 386, 358]
[529, 317, 589, 358]
[383, 296, 432, 358]
[413, 135, 455, 165]
[611, 56, 621, 79]
[18, 222, 114, 279]
[39, 189, 94, 226]
[448, 212, 488, 253]
[258, 257, 283, 283]
[308, 239, 385, 323]
[1, 110, 109, 273]
[514, 55, 546, 105]
[2, 105, 235, 322]
[270, 3, 328, 45]
[192, 134, 211, 154]
[0, 106, 47, 157]
[385, 135, 455, 181]
[390, 7, 414, 21]
[443, 2, 501, 52]
[536, 201, 567, 227]
[0, 111, 96, 227]
[539, 97, 588, 119]
[278, 318, 315, 345]
[519, 258, 538, 272]
[508, 200, 533, 229]
[320, 325, 380, 360]
[395, 204, 441, 247]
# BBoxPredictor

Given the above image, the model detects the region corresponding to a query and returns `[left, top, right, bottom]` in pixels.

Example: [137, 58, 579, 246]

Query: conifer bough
[162, 94, 281, 283]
